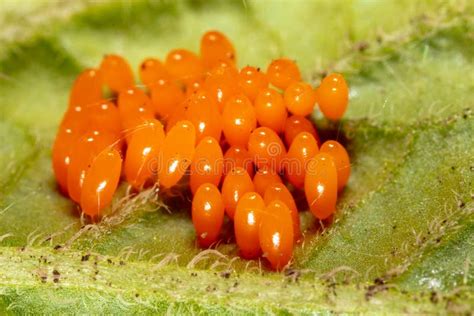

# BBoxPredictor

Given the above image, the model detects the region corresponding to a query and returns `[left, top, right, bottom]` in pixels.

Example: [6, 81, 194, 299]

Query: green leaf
[0, 0, 473, 313]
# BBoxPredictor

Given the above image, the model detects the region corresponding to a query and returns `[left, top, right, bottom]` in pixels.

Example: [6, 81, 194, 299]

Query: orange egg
[316, 73, 349, 120]
[200, 30, 236, 69]
[223, 145, 254, 178]
[52, 119, 82, 194]
[139, 58, 170, 87]
[165, 49, 203, 82]
[234, 192, 264, 258]
[124, 119, 165, 190]
[266, 58, 301, 90]
[192, 183, 225, 248]
[263, 183, 300, 241]
[222, 94, 256, 147]
[259, 200, 294, 270]
[304, 153, 338, 220]
[62, 104, 89, 125]
[248, 127, 286, 172]
[221, 167, 254, 219]
[184, 75, 205, 97]
[67, 130, 118, 203]
[165, 101, 187, 133]
[254, 88, 288, 133]
[99, 54, 134, 93]
[253, 166, 282, 197]
[85, 100, 122, 136]
[189, 137, 224, 194]
[80, 148, 122, 219]
[68, 68, 102, 108]
[285, 132, 319, 189]
[284, 82, 317, 116]
[157, 120, 196, 188]
[117, 87, 155, 139]
[203, 61, 240, 110]
[117, 86, 149, 110]
[238, 66, 268, 101]
[52, 105, 94, 191]
[149, 79, 185, 121]
[184, 89, 222, 143]
[320, 140, 350, 190]
[283, 115, 319, 147]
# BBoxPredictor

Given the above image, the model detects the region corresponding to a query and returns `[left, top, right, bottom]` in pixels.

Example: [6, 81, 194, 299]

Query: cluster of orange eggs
[52, 31, 350, 270]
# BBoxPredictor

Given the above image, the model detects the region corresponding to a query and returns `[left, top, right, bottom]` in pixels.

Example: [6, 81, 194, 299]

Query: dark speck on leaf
[53, 244, 62, 250]
[374, 277, 385, 285]
[365, 282, 389, 301]
[220, 270, 231, 279]
[52, 269, 60, 283]
[285, 269, 301, 282]
[40, 274, 47, 283]
[356, 41, 369, 52]
[81, 254, 90, 262]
